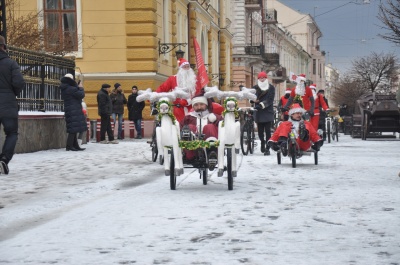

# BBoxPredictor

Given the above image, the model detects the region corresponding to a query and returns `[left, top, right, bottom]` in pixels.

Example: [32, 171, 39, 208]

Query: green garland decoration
[221, 97, 239, 127]
[157, 100, 176, 125]
[179, 140, 220, 150]
[222, 98, 239, 118]
[293, 95, 304, 107]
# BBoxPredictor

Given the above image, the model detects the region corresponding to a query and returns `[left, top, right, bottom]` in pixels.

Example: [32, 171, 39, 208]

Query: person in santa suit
[250, 71, 275, 156]
[278, 88, 292, 121]
[180, 95, 223, 170]
[156, 58, 197, 123]
[309, 84, 329, 130]
[267, 103, 323, 155]
[281, 74, 315, 119]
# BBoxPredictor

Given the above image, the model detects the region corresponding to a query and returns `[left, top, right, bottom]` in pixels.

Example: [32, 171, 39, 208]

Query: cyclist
[310, 84, 329, 131]
[278, 88, 292, 121]
[267, 103, 323, 155]
[156, 58, 197, 123]
[180, 95, 223, 170]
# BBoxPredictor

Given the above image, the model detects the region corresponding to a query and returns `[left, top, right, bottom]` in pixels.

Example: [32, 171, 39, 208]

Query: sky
[278, 0, 400, 74]
[0, 133, 399, 264]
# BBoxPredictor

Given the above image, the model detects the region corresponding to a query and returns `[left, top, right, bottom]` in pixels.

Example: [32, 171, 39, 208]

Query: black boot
[260, 140, 266, 153]
[73, 134, 85, 151]
[66, 133, 79, 151]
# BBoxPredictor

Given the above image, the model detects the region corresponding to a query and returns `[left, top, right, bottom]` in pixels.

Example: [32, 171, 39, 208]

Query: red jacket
[289, 87, 314, 111]
[156, 75, 191, 123]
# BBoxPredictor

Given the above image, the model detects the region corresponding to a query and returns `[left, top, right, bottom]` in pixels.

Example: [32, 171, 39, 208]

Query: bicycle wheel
[227, 148, 233, 190]
[326, 120, 331, 144]
[169, 148, 176, 190]
[249, 124, 255, 154]
[240, 124, 249, 155]
[202, 168, 208, 185]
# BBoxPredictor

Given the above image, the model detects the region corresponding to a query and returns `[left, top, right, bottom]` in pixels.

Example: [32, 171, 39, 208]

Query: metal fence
[8, 46, 75, 112]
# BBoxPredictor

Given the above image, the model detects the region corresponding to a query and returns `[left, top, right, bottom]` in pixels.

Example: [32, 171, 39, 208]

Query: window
[43, 0, 77, 51]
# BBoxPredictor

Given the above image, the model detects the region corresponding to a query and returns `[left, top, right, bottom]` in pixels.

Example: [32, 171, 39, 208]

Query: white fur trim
[260, 102, 265, 109]
[192, 96, 208, 106]
[289, 107, 306, 116]
[208, 113, 216, 123]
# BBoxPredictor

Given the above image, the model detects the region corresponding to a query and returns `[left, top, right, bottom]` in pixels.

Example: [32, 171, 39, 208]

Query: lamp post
[158, 40, 187, 60]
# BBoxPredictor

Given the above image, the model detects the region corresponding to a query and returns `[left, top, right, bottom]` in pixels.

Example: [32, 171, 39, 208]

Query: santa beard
[177, 68, 197, 97]
[258, 79, 269, 91]
[312, 89, 317, 99]
[295, 82, 305, 96]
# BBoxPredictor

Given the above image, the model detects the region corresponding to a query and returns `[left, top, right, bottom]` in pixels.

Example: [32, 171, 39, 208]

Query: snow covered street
[0, 134, 399, 264]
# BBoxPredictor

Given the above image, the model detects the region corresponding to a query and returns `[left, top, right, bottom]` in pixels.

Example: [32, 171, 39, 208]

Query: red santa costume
[279, 88, 292, 121]
[268, 103, 322, 151]
[284, 74, 315, 114]
[309, 84, 329, 130]
[156, 58, 198, 123]
[180, 96, 223, 160]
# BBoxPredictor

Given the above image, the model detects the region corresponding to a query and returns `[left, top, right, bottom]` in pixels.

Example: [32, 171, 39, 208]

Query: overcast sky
[278, 0, 400, 74]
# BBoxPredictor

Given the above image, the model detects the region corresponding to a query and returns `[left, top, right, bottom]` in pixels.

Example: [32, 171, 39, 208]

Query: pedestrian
[278, 88, 292, 121]
[250, 71, 275, 155]
[156, 58, 198, 123]
[282, 74, 315, 119]
[0, 35, 26, 175]
[267, 103, 323, 155]
[110, 83, 127, 140]
[97, 84, 118, 144]
[59, 73, 87, 151]
[127, 85, 145, 139]
[338, 103, 350, 133]
[310, 85, 329, 131]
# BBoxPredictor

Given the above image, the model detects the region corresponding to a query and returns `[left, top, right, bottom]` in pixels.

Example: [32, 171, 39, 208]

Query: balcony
[245, 45, 264, 56]
[263, 9, 278, 24]
[262, 53, 279, 66]
[245, 0, 262, 11]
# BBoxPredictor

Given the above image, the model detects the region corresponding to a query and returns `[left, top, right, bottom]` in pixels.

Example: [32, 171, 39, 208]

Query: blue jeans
[0, 117, 18, 164]
[112, 113, 123, 139]
[133, 119, 142, 136]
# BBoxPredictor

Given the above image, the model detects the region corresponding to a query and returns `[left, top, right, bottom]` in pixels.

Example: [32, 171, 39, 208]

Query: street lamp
[158, 40, 187, 60]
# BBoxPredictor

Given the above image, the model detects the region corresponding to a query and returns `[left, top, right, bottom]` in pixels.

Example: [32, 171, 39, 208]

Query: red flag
[193, 37, 209, 94]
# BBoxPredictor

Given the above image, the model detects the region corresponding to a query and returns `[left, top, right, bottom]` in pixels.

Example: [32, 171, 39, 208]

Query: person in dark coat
[127, 85, 145, 139]
[0, 36, 26, 174]
[97, 84, 118, 144]
[251, 71, 275, 156]
[60, 73, 87, 151]
[110, 83, 127, 139]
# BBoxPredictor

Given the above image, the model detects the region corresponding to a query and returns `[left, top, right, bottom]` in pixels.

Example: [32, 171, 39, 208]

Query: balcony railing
[245, 45, 264, 56]
[263, 53, 280, 66]
[263, 9, 278, 24]
[245, 0, 262, 11]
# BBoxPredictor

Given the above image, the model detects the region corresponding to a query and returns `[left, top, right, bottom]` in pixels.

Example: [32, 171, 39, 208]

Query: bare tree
[331, 75, 370, 114]
[378, 0, 400, 45]
[351, 52, 399, 93]
[5, 0, 95, 56]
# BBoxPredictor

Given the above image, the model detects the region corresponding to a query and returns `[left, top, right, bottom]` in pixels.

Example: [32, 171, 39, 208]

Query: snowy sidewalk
[0, 135, 399, 264]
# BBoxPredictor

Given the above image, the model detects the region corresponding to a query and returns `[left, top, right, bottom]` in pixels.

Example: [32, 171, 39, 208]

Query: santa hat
[297, 74, 306, 81]
[285, 88, 292, 94]
[178, 58, 190, 68]
[257, 72, 268, 79]
[289, 103, 306, 116]
[309, 84, 316, 90]
[191, 95, 208, 106]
